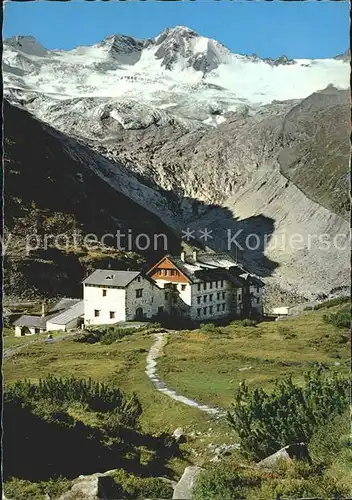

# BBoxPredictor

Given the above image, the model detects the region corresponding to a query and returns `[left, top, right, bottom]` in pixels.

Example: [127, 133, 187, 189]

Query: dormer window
[105, 274, 114, 280]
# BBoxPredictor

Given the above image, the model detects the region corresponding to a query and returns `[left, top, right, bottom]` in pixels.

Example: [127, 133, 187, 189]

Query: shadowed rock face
[4, 85, 350, 302]
[4, 17, 350, 306]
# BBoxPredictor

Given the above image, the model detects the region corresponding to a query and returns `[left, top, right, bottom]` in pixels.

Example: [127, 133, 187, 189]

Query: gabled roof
[83, 269, 141, 287]
[147, 253, 265, 289]
[47, 300, 84, 325]
[14, 315, 47, 328]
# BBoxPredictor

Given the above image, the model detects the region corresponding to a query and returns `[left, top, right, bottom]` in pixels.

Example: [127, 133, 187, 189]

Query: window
[217, 304, 221, 312]
[170, 269, 175, 276]
[102, 289, 107, 297]
[203, 307, 207, 315]
[222, 292, 226, 299]
[209, 282, 213, 289]
[197, 308, 201, 317]
[209, 294, 213, 302]
[220, 280, 224, 288]
[162, 269, 167, 276]
[222, 303, 226, 311]
[209, 306, 213, 314]
[257, 287, 260, 293]
[256, 297, 260, 304]
[203, 282, 207, 291]
[172, 284, 177, 290]
[217, 292, 220, 300]
[203, 295, 207, 303]
[238, 294, 242, 302]
[137, 276, 141, 282]
[136, 289, 143, 298]
[94, 310, 100, 317]
[197, 283, 201, 292]
[181, 284, 186, 291]
[158, 306, 164, 314]
[110, 311, 115, 319]
[197, 296, 201, 304]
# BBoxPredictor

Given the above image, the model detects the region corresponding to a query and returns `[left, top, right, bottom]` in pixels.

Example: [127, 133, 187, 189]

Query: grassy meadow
[157, 305, 349, 409]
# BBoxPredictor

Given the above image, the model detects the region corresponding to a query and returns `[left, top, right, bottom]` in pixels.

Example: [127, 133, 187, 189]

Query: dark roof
[83, 269, 141, 287]
[165, 253, 264, 288]
[166, 256, 198, 283]
[13, 315, 47, 328]
[247, 275, 265, 287]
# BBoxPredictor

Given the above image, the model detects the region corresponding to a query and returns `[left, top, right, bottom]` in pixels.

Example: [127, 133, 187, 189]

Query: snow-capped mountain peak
[99, 34, 144, 55]
[151, 25, 231, 73]
[3, 26, 350, 129]
[6, 35, 49, 57]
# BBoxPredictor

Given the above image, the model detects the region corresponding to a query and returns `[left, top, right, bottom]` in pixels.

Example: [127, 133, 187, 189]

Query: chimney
[180, 251, 186, 262]
[193, 249, 198, 262]
[41, 301, 47, 317]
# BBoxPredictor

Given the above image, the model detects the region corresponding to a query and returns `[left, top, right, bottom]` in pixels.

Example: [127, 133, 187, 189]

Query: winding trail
[145, 332, 226, 417]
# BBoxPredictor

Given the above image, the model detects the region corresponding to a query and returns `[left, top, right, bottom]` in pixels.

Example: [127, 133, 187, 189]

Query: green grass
[3, 331, 220, 446]
[4, 306, 349, 476]
[157, 306, 349, 409]
[3, 327, 68, 349]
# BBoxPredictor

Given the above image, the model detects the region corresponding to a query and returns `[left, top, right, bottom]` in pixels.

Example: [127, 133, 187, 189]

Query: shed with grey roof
[13, 315, 47, 336]
[46, 300, 84, 332]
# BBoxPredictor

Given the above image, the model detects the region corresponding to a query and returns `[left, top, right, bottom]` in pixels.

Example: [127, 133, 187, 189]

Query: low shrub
[111, 469, 173, 499]
[277, 325, 297, 339]
[323, 308, 350, 329]
[200, 323, 221, 334]
[314, 296, 349, 310]
[193, 460, 261, 500]
[308, 410, 350, 468]
[238, 319, 257, 327]
[228, 366, 349, 460]
[4, 477, 71, 500]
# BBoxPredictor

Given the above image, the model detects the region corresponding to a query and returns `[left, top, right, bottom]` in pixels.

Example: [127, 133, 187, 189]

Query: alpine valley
[3, 26, 350, 305]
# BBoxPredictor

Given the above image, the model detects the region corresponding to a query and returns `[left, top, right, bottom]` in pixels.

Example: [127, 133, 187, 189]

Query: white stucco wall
[14, 326, 45, 337]
[46, 317, 81, 332]
[272, 306, 289, 316]
[84, 284, 127, 325]
[84, 276, 164, 325]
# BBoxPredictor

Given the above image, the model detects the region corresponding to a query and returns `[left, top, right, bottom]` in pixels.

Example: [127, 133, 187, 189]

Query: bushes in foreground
[323, 305, 350, 329]
[308, 296, 350, 311]
[5, 375, 142, 426]
[4, 477, 71, 500]
[110, 470, 173, 499]
[75, 323, 162, 345]
[227, 365, 349, 460]
[194, 409, 351, 500]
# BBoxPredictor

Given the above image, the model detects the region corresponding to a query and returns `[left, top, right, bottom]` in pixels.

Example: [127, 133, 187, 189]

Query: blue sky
[4, 1, 349, 59]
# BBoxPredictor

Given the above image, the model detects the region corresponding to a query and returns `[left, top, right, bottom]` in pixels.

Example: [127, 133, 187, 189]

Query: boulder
[257, 443, 311, 469]
[172, 466, 204, 500]
[172, 427, 185, 443]
[59, 470, 119, 499]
